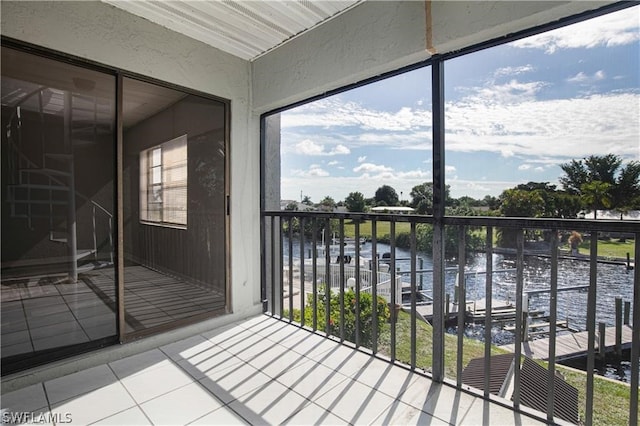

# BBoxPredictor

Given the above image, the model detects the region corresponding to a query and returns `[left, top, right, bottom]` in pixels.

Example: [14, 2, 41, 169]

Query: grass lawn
[378, 311, 632, 425]
[343, 220, 412, 239]
[285, 307, 632, 424]
[343, 220, 634, 261]
[572, 238, 636, 260]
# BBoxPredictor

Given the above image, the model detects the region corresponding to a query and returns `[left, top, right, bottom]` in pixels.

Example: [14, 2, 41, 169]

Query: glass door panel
[1, 47, 117, 373]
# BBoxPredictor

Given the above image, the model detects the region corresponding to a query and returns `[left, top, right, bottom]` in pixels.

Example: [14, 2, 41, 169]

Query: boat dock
[499, 325, 634, 360]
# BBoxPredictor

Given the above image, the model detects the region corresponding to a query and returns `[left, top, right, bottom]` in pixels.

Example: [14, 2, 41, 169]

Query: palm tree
[580, 181, 612, 220]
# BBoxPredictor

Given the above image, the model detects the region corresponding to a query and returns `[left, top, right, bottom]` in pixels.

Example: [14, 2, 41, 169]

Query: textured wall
[252, 0, 614, 114]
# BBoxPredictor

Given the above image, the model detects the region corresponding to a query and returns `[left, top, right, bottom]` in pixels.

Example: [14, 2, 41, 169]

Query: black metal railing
[262, 210, 639, 425]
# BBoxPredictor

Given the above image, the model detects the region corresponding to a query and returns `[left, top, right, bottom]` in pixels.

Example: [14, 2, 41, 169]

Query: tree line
[289, 154, 640, 219]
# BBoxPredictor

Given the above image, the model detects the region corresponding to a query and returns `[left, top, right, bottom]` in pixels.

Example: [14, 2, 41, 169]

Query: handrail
[263, 210, 638, 425]
[264, 209, 639, 233]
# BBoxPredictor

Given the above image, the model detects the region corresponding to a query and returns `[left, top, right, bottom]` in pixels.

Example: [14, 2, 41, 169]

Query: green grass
[286, 308, 632, 423]
[343, 220, 411, 239]
[381, 311, 632, 425]
[378, 310, 508, 379]
[570, 239, 635, 260]
[344, 220, 635, 261]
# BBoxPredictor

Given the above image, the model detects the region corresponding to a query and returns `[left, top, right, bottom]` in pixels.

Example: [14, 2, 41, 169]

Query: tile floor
[1, 315, 547, 425]
[1, 265, 224, 360]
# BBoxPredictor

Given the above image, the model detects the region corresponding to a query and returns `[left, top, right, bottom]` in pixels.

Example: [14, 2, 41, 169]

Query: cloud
[566, 70, 606, 83]
[465, 79, 548, 105]
[445, 165, 456, 173]
[511, 7, 640, 54]
[353, 163, 393, 174]
[294, 139, 351, 156]
[291, 165, 329, 177]
[494, 65, 534, 77]
[282, 97, 432, 133]
[357, 156, 367, 163]
[327, 160, 339, 166]
[445, 91, 639, 159]
[518, 164, 531, 170]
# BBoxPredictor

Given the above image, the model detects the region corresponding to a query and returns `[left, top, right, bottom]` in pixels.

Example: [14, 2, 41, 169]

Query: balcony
[1, 211, 636, 425]
[262, 210, 639, 425]
[2, 315, 546, 425]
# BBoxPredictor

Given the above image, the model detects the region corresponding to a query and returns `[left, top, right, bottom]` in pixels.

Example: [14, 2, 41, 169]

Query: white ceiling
[101, 0, 362, 61]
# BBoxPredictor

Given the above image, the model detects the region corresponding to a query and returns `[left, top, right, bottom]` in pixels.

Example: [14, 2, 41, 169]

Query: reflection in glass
[1, 47, 117, 372]
[123, 77, 227, 333]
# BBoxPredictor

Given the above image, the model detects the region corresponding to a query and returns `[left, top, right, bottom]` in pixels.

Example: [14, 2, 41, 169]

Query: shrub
[303, 286, 390, 348]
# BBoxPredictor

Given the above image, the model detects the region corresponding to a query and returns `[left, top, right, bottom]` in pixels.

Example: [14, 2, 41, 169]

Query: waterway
[284, 238, 636, 382]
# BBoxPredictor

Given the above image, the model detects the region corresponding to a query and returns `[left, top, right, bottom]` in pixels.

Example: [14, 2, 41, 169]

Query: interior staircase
[3, 86, 114, 282]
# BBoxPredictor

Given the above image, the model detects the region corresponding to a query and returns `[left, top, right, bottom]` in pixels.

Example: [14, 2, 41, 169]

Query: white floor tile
[237, 342, 312, 379]
[399, 380, 477, 425]
[50, 381, 135, 425]
[108, 348, 169, 379]
[120, 361, 194, 404]
[350, 357, 419, 400]
[159, 334, 215, 362]
[461, 397, 547, 426]
[198, 363, 273, 405]
[202, 323, 253, 346]
[282, 401, 349, 426]
[140, 382, 224, 425]
[1, 383, 48, 413]
[313, 378, 397, 425]
[90, 406, 152, 425]
[278, 329, 338, 359]
[275, 361, 350, 402]
[188, 406, 250, 425]
[372, 400, 448, 426]
[176, 345, 243, 381]
[308, 343, 374, 377]
[44, 364, 118, 405]
[227, 380, 310, 425]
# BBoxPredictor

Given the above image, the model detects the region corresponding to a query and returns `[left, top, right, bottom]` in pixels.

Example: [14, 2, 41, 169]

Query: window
[140, 134, 188, 226]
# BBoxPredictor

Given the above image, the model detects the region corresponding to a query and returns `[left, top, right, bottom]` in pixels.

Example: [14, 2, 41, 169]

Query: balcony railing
[261, 210, 639, 425]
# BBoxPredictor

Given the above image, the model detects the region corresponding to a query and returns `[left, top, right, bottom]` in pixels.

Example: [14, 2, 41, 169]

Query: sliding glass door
[1, 45, 229, 373]
[121, 77, 228, 335]
[1, 47, 117, 373]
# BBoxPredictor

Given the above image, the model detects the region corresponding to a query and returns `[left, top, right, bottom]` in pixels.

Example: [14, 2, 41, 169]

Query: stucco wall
[1, 1, 262, 319]
[252, 0, 614, 114]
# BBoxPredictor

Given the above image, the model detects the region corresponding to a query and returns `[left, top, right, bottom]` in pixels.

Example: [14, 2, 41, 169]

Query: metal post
[371, 219, 378, 354]
[483, 226, 493, 399]
[586, 232, 598, 426]
[312, 218, 318, 330]
[339, 218, 345, 342]
[300, 217, 306, 327]
[547, 228, 558, 423]
[513, 229, 524, 407]
[628, 233, 640, 426]
[410, 221, 417, 369]
[431, 56, 446, 383]
[456, 225, 466, 388]
[615, 297, 622, 356]
[355, 220, 361, 348]
[390, 219, 397, 361]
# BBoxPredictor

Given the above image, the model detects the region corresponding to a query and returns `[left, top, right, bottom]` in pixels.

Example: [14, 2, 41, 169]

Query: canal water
[283, 238, 636, 382]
